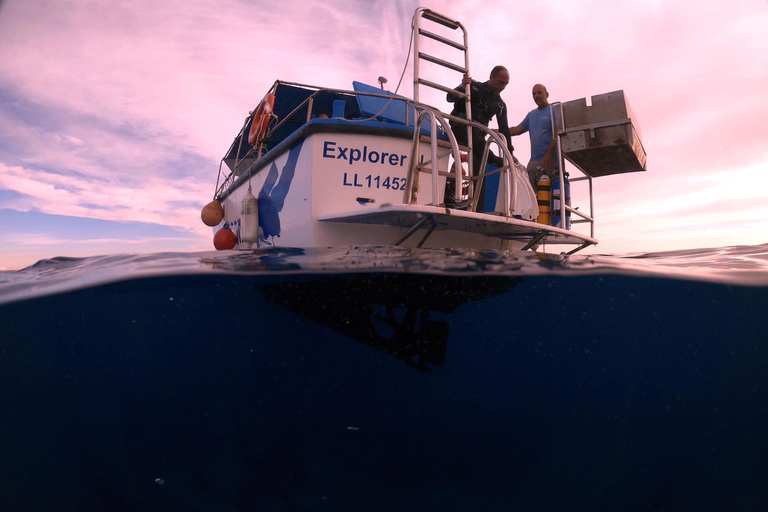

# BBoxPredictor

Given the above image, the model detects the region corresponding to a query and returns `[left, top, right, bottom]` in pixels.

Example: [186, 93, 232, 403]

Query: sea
[1, 244, 767, 512]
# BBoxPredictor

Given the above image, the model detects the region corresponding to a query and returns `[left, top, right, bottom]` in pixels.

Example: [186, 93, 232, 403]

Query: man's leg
[470, 134, 491, 212]
[445, 123, 469, 207]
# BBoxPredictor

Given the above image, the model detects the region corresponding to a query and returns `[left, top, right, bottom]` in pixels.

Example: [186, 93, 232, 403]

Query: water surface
[1, 244, 767, 511]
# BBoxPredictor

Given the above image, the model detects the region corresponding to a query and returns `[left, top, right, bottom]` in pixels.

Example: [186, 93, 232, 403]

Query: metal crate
[558, 90, 647, 177]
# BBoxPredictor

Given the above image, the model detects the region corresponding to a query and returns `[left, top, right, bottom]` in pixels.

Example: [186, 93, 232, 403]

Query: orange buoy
[247, 93, 276, 146]
[213, 226, 237, 250]
[201, 200, 224, 227]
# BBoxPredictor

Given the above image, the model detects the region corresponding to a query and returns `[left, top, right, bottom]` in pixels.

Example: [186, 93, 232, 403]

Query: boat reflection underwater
[261, 273, 521, 372]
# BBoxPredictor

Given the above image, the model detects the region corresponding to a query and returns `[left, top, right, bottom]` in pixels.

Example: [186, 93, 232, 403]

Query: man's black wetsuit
[446, 80, 514, 211]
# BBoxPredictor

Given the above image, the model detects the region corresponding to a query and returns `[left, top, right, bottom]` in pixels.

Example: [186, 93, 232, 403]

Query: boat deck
[320, 204, 595, 252]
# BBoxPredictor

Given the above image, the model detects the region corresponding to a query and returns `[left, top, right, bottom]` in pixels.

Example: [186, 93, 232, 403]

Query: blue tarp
[352, 81, 415, 125]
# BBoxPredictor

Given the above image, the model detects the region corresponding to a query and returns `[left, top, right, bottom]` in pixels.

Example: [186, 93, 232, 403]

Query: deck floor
[319, 204, 595, 248]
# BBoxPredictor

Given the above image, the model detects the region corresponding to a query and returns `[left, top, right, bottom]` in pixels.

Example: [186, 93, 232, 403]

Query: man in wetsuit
[445, 65, 515, 212]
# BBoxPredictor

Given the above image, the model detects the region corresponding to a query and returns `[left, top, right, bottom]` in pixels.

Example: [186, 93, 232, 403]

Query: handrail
[216, 81, 449, 201]
[217, 78, 523, 219]
[404, 106, 463, 206]
[233, 82, 424, 175]
[550, 101, 595, 238]
[406, 105, 518, 215]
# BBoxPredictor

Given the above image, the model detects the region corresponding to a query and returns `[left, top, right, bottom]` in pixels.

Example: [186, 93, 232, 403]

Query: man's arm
[508, 110, 531, 137]
[446, 74, 473, 103]
[495, 106, 514, 152]
[446, 84, 463, 103]
[508, 125, 528, 136]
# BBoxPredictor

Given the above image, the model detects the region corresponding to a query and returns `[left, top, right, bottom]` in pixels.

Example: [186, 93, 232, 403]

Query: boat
[202, 8, 646, 255]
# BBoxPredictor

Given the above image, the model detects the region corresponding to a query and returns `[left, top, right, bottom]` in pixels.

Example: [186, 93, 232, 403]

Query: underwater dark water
[1, 246, 767, 511]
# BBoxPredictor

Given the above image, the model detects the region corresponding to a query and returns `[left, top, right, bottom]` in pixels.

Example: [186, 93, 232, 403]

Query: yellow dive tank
[536, 174, 551, 225]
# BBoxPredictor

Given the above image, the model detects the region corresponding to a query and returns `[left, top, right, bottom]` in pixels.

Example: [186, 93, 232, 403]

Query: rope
[338, 21, 415, 123]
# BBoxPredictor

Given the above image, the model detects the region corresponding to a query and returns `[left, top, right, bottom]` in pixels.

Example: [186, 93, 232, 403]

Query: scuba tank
[536, 174, 551, 225]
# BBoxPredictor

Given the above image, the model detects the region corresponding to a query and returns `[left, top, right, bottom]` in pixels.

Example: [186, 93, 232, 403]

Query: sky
[1, 0, 767, 270]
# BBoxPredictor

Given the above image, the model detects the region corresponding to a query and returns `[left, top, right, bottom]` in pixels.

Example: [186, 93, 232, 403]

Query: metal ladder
[407, 8, 516, 214]
[409, 8, 472, 208]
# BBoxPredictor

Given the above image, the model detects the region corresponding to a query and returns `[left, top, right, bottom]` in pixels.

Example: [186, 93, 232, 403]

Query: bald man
[445, 66, 515, 211]
[509, 84, 559, 189]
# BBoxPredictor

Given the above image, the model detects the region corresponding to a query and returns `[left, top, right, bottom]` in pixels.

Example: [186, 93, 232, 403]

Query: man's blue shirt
[521, 106, 557, 160]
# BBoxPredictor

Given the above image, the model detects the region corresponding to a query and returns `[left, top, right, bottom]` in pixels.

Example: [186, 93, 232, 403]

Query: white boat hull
[216, 127, 574, 251]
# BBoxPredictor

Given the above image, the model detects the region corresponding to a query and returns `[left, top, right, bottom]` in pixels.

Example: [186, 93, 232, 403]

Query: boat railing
[404, 104, 518, 214]
[216, 81, 431, 198]
[227, 81, 427, 175]
[550, 101, 595, 238]
[214, 78, 521, 218]
[404, 106, 461, 207]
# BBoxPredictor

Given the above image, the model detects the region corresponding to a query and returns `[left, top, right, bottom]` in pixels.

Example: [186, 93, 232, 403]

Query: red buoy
[213, 227, 237, 250]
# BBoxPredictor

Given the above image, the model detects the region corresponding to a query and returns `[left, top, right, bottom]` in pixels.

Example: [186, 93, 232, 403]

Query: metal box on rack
[558, 90, 647, 177]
